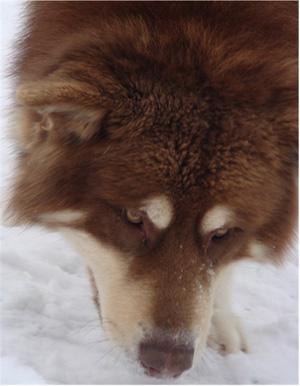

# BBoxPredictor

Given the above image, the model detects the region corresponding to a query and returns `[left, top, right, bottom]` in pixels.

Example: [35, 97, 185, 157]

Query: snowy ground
[1, 2, 299, 385]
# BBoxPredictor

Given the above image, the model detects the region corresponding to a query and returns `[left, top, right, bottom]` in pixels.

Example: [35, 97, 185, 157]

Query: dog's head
[8, 14, 297, 378]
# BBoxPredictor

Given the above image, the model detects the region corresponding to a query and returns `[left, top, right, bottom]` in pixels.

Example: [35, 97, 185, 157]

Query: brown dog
[7, 1, 297, 378]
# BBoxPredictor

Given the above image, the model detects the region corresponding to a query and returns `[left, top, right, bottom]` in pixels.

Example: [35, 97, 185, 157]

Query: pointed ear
[16, 79, 112, 142]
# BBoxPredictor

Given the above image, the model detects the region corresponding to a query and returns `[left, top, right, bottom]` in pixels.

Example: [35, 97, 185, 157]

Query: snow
[0, 2, 298, 385]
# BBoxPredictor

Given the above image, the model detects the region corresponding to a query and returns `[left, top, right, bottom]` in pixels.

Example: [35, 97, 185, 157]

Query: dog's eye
[212, 228, 229, 240]
[214, 228, 228, 237]
[124, 209, 143, 226]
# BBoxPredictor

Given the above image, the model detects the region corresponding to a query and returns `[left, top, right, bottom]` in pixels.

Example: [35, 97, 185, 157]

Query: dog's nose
[139, 339, 194, 378]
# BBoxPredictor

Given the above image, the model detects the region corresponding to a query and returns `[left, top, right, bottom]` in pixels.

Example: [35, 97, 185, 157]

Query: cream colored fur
[62, 228, 154, 357]
[208, 264, 249, 354]
[141, 195, 173, 229]
[37, 210, 87, 225]
[201, 206, 233, 234]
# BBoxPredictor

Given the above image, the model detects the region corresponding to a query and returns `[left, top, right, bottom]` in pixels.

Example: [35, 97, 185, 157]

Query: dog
[7, 1, 298, 379]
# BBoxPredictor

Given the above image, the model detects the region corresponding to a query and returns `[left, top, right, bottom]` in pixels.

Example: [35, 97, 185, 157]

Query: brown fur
[7, 1, 298, 378]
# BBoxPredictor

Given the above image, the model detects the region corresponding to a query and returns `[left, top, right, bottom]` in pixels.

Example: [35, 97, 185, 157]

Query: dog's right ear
[15, 76, 125, 148]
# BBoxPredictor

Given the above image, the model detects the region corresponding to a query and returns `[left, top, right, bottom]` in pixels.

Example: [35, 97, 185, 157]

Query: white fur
[141, 195, 173, 229]
[201, 206, 233, 234]
[207, 264, 249, 354]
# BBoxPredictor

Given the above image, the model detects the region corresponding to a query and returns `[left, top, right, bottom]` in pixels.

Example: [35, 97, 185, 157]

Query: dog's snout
[139, 339, 194, 378]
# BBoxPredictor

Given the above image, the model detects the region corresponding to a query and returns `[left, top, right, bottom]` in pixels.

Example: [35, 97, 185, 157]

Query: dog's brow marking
[141, 195, 173, 229]
[201, 206, 233, 233]
[248, 242, 271, 262]
[38, 210, 86, 224]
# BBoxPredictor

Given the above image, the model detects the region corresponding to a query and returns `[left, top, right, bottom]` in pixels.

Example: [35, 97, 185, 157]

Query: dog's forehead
[96, 92, 275, 208]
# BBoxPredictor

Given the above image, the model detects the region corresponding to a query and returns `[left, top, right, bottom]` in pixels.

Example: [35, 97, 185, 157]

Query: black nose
[139, 339, 194, 378]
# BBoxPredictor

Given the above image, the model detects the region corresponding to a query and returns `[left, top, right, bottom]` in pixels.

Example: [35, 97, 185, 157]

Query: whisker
[85, 337, 111, 346]
[200, 348, 219, 374]
[78, 324, 101, 340]
[94, 345, 121, 366]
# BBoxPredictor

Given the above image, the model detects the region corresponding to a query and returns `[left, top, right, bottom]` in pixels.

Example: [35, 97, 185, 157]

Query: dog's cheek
[61, 228, 154, 355]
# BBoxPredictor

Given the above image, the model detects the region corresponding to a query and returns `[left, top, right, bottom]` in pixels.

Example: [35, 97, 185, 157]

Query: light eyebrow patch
[201, 206, 233, 234]
[37, 209, 86, 225]
[248, 241, 272, 262]
[141, 195, 173, 229]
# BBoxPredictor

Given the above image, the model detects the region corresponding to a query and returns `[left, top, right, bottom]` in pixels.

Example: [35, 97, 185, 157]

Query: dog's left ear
[15, 75, 127, 147]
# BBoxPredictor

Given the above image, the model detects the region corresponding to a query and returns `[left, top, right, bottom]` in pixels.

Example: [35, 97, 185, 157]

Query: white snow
[1, 2, 298, 384]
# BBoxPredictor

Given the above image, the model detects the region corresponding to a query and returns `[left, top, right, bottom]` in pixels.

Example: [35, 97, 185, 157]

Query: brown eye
[210, 228, 230, 243]
[124, 209, 143, 225]
[213, 228, 229, 238]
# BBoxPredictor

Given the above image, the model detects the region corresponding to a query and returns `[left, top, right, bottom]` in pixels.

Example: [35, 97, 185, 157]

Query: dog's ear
[16, 79, 111, 143]
[15, 71, 130, 147]
[17, 80, 102, 110]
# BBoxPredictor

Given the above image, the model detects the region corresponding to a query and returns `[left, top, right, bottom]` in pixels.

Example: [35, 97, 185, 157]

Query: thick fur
[7, 1, 298, 378]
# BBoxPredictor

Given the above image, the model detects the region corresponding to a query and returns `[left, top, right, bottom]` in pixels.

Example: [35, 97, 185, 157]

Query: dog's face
[10, 81, 297, 376]
[9, 7, 297, 378]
